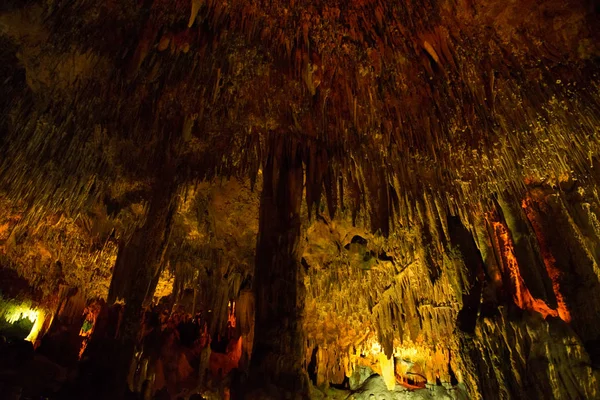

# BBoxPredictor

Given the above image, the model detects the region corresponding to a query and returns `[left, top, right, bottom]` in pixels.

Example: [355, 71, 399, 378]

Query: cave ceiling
[0, 0, 597, 218]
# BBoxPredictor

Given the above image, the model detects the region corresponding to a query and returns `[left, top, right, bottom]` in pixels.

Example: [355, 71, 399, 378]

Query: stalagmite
[377, 353, 395, 391]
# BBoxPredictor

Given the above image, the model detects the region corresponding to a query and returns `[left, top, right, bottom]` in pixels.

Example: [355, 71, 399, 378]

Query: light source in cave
[2, 303, 46, 344]
[353, 336, 430, 391]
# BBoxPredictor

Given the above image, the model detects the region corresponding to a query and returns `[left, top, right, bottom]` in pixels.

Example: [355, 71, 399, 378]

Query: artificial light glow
[493, 221, 567, 321]
[5, 305, 39, 324]
[369, 339, 382, 355]
[227, 301, 236, 328]
[3, 303, 46, 344]
[26, 311, 47, 344]
[521, 198, 572, 323]
[359, 336, 430, 390]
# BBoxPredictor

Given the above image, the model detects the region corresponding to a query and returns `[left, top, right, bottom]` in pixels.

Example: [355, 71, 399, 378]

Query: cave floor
[0, 339, 467, 400]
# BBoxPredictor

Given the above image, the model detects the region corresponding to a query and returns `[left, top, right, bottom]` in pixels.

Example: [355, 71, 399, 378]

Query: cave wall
[2, 169, 600, 399]
[302, 180, 600, 399]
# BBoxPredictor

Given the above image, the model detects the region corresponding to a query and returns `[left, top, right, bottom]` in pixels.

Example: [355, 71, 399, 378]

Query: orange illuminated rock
[209, 336, 242, 378]
[492, 220, 563, 320]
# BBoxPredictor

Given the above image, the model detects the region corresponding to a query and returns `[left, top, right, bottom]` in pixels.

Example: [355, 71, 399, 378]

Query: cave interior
[0, 0, 600, 399]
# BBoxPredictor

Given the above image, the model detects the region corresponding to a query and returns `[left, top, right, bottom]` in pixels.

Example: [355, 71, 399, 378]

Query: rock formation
[0, 0, 599, 399]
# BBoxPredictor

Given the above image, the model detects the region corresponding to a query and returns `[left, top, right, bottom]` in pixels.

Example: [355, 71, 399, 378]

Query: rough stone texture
[2, 176, 600, 399]
[301, 181, 600, 399]
[0, 0, 599, 398]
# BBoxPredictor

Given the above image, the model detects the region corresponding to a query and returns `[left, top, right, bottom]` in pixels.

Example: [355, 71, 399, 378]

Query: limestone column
[247, 136, 309, 398]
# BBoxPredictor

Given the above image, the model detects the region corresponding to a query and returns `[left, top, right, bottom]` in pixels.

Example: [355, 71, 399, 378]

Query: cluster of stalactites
[303, 178, 600, 396]
[3, 0, 599, 232]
